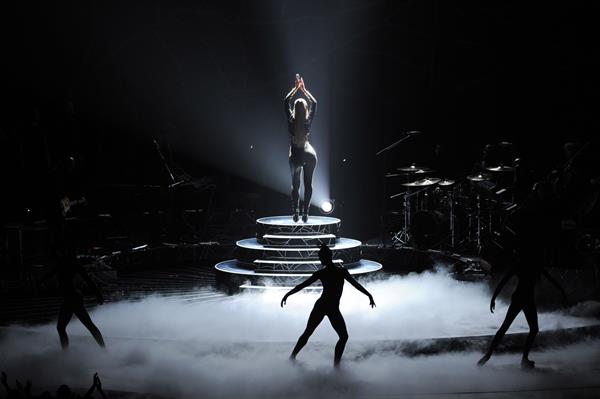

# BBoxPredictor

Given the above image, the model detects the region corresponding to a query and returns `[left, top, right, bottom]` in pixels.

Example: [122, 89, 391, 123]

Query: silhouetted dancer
[41, 255, 106, 349]
[477, 262, 567, 369]
[281, 244, 375, 366]
[41, 164, 105, 348]
[285, 74, 317, 222]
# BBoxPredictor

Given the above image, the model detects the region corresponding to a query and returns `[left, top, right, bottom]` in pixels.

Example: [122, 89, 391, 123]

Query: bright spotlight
[320, 200, 334, 214]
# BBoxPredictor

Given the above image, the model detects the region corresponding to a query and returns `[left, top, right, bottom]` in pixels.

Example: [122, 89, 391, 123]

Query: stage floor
[1, 326, 599, 399]
[1, 270, 599, 398]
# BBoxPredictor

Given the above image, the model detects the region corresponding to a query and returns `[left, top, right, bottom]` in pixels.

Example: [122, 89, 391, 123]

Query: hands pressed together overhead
[295, 74, 306, 92]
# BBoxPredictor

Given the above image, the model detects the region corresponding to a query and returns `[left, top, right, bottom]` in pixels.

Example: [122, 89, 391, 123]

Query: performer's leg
[73, 299, 106, 348]
[328, 309, 349, 367]
[291, 304, 325, 359]
[478, 300, 522, 366]
[301, 146, 317, 222]
[521, 299, 538, 368]
[289, 156, 302, 222]
[57, 302, 73, 349]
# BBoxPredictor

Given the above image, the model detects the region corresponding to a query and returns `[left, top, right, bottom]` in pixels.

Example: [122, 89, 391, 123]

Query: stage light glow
[320, 200, 334, 214]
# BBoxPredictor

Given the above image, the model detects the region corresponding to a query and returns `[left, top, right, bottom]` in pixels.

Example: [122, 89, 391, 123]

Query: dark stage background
[1, 1, 599, 239]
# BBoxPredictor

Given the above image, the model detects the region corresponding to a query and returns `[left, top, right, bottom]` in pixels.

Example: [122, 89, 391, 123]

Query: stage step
[259, 233, 336, 247]
[236, 237, 362, 264]
[254, 259, 343, 272]
[237, 237, 360, 251]
[256, 216, 341, 238]
[216, 259, 382, 278]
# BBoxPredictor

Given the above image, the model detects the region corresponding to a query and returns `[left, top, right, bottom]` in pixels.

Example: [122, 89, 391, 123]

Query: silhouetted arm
[306, 92, 317, 123]
[21, 380, 32, 398]
[542, 269, 567, 302]
[299, 80, 317, 122]
[83, 373, 97, 399]
[489, 268, 515, 313]
[344, 271, 376, 308]
[281, 273, 319, 307]
[87, 373, 107, 399]
[284, 86, 299, 120]
[1, 372, 15, 396]
[78, 266, 104, 304]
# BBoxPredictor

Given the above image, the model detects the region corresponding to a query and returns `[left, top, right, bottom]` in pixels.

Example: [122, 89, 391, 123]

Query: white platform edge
[256, 215, 341, 226]
[237, 237, 362, 251]
[215, 259, 382, 277]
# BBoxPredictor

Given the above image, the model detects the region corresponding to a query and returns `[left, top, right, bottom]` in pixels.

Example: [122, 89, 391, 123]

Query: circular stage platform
[257, 215, 341, 227]
[237, 237, 360, 250]
[215, 215, 382, 292]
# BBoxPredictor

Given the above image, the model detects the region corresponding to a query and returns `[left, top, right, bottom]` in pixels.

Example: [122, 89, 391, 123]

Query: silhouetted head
[293, 98, 308, 121]
[318, 243, 333, 266]
[56, 385, 71, 399]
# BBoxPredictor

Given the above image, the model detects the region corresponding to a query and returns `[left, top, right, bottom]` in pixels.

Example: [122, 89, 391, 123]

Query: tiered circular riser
[215, 216, 383, 291]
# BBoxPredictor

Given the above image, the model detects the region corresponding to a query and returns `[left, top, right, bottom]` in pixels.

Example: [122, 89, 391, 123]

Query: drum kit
[387, 155, 518, 253]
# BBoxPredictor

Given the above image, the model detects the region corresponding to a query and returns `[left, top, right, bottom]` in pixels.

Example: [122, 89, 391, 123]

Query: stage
[2, 2, 600, 398]
[1, 270, 599, 398]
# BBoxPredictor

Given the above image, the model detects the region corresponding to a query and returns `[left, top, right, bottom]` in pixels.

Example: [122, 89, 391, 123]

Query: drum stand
[475, 194, 483, 254]
[449, 191, 456, 248]
[390, 187, 428, 247]
[391, 192, 411, 246]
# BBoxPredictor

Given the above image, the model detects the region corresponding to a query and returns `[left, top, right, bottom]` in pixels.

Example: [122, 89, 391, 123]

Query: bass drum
[410, 210, 449, 249]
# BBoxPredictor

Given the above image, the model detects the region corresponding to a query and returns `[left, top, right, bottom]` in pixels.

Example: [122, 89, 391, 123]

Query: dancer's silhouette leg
[521, 299, 538, 368]
[73, 301, 105, 348]
[289, 160, 302, 219]
[478, 300, 522, 365]
[302, 155, 316, 211]
[291, 304, 325, 359]
[57, 302, 74, 349]
[328, 309, 349, 366]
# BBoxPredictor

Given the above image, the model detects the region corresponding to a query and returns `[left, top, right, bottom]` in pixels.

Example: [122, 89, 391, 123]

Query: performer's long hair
[292, 98, 309, 121]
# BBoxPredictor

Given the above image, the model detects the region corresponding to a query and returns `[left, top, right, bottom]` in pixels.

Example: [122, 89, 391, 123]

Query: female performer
[284, 74, 317, 222]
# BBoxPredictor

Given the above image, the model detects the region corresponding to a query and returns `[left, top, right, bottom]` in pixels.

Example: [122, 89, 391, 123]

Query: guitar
[60, 197, 87, 217]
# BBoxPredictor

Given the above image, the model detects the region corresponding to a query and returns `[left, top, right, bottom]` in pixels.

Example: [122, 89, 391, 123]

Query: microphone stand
[375, 131, 421, 247]
[375, 131, 420, 157]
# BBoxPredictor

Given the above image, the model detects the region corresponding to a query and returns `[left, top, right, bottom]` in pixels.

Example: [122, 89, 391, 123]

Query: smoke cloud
[1, 270, 598, 398]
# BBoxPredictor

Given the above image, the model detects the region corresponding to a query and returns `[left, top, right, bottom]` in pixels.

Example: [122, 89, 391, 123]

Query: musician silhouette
[281, 244, 375, 366]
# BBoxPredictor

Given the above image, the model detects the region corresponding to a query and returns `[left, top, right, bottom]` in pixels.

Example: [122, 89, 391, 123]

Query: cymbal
[397, 164, 431, 173]
[486, 165, 515, 172]
[414, 168, 434, 174]
[467, 173, 490, 182]
[386, 171, 433, 178]
[402, 177, 441, 187]
[385, 173, 403, 178]
[438, 179, 456, 187]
